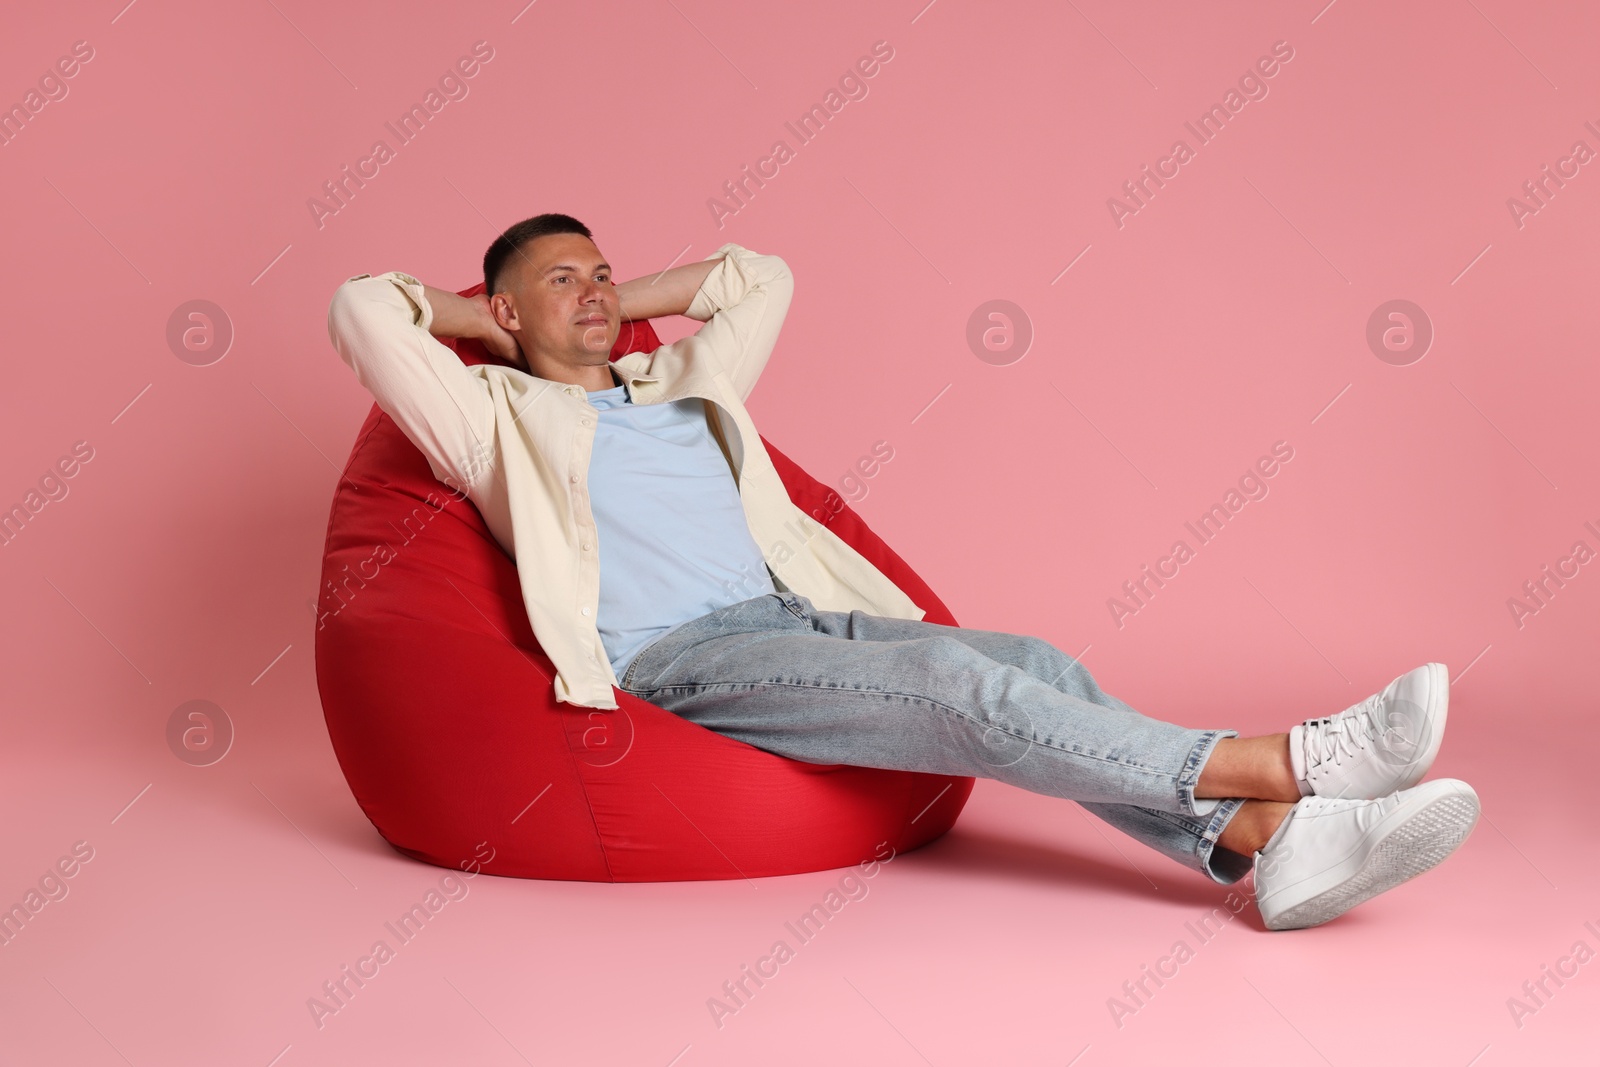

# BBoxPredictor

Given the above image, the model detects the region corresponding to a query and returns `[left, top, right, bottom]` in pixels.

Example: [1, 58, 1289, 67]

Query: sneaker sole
[1262, 787, 1479, 931]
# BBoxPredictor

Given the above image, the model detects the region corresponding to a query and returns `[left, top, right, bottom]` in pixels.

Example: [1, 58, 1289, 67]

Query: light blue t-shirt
[584, 373, 777, 681]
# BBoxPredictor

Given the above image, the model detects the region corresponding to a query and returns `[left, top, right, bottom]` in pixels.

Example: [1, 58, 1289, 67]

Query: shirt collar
[532, 364, 661, 396]
[611, 362, 661, 384]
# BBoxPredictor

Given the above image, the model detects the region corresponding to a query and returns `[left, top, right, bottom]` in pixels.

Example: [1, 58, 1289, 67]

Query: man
[327, 212, 1478, 931]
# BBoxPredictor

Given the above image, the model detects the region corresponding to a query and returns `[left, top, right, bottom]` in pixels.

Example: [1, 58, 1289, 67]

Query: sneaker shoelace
[1293, 792, 1384, 818]
[1302, 693, 1386, 771]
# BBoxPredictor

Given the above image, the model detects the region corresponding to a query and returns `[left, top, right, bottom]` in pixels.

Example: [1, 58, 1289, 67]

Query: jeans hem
[1194, 795, 1251, 884]
[1177, 728, 1238, 816]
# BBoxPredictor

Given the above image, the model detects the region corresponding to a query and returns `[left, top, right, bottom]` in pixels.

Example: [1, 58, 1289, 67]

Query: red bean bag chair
[314, 285, 974, 881]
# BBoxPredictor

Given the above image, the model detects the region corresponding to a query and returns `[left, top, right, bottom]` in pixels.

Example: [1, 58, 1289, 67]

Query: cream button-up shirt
[327, 242, 926, 709]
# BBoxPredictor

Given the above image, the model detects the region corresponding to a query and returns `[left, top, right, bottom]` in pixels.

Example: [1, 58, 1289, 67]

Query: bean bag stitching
[563, 697, 620, 884]
[318, 403, 388, 563]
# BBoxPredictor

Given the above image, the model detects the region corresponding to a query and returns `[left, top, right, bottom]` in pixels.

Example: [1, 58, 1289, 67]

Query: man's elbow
[764, 257, 795, 318]
[766, 254, 793, 286]
[753, 255, 794, 317]
[327, 276, 366, 336]
[327, 275, 396, 349]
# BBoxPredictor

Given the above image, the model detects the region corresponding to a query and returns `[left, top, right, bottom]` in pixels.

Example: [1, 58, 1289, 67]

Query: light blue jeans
[618, 591, 1253, 884]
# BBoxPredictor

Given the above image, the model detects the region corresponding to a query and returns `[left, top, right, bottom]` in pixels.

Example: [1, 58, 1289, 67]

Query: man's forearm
[615, 258, 720, 321]
[422, 284, 493, 339]
[422, 283, 523, 367]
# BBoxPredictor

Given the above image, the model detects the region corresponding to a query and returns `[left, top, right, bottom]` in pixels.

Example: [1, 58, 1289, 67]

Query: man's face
[493, 232, 618, 369]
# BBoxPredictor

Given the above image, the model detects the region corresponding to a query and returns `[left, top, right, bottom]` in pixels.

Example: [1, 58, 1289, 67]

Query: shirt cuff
[683, 244, 742, 322]
[347, 270, 433, 332]
[389, 272, 433, 332]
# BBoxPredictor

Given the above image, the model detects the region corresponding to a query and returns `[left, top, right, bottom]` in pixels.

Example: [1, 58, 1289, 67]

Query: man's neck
[526, 355, 617, 392]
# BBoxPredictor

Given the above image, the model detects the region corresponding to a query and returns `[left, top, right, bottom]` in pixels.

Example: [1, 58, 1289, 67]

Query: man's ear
[489, 292, 520, 332]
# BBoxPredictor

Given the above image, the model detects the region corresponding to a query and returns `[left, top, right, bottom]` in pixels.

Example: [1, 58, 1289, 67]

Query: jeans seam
[643, 678, 1184, 784]
[620, 650, 652, 693]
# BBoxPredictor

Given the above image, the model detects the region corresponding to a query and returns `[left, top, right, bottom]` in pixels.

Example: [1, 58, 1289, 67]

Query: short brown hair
[482, 213, 593, 296]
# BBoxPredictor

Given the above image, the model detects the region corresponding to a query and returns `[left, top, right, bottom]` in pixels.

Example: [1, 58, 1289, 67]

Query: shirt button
[580, 419, 591, 428]
[581, 541, 591, 551]
[581, 607, 591, 616]
[570, 474, 580, 483]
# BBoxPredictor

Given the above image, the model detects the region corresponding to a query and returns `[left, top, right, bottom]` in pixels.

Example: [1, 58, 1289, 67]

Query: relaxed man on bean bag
[327, 212, 1478, 930]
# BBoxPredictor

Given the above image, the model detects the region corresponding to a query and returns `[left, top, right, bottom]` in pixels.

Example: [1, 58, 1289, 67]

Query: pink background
[2, 0, 1596, 1063]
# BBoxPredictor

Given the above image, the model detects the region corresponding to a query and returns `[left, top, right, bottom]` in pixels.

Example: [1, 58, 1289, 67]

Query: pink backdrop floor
[2, 1, 1596, 1063]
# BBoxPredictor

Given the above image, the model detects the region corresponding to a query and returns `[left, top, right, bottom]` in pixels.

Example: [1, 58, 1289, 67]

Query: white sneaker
[1254, 778, 1479, 931]
[1289, 663, 1448, 800]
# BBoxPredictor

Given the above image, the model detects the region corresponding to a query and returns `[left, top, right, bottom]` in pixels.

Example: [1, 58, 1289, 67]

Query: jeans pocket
[619, 658, 646, 694]
[621, 639, 666, 694]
